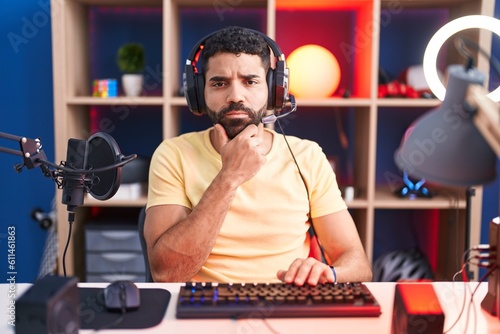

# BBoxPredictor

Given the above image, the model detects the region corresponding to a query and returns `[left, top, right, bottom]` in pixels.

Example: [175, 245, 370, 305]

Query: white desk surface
[2, 281, 500, 334]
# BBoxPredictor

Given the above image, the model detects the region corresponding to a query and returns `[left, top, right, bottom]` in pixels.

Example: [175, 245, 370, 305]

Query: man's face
[204, 53, 268, 139]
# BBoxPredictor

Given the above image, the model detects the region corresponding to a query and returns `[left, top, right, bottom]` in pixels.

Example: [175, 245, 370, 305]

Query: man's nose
[226, 82, 245, 104]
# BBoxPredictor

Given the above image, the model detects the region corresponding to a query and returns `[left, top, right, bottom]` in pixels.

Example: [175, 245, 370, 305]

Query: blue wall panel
[1, 0, 55, 283]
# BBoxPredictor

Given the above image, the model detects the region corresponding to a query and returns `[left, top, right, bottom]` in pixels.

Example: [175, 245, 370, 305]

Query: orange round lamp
[287, 44, 341, 98]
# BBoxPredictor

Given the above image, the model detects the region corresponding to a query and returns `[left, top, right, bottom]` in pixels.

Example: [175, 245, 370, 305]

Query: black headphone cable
[275, 118, 328, 263]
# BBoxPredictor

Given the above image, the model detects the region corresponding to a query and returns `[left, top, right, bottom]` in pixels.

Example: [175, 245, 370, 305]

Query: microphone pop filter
[86, 132, 122, 200]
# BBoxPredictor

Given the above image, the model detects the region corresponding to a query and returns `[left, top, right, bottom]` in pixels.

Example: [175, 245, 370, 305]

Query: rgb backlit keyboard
[176, 282, 381, 319]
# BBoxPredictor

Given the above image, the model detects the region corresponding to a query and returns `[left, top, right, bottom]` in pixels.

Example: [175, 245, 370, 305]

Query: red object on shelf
[378, 81, 420, 98]
[276, 0, 371, 10]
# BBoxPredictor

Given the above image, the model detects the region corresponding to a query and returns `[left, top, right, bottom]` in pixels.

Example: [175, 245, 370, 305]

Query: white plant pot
[122, 74, 143, 97]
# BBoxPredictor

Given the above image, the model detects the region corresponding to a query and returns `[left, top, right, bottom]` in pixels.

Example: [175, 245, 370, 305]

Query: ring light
[423, 15, 500, 102]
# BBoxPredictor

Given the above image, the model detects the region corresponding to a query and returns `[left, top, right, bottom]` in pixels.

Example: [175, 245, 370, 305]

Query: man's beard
[207, 102, 267, 139]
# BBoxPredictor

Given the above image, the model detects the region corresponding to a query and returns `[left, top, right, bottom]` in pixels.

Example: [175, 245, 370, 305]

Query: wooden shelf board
[83, 195, 147, 207]
[344, 198, 369, 209]
[373, 187, 466, 209]
[295, 98, 372, 107]
[67, 96, 164, 105]
[172, 0, 267, 8]
[69, 0, 162, 6]
[382, 0, 474, 8]
[170, 96, 372, 107]
[376, 98, 442, 108]
[170, 96, 188, 106]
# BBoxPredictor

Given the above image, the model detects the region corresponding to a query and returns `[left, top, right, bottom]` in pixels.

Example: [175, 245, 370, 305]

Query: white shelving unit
[50, 0, 493, 280]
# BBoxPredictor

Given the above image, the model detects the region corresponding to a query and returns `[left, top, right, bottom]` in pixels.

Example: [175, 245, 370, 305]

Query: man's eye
[212, 82, 225, 87]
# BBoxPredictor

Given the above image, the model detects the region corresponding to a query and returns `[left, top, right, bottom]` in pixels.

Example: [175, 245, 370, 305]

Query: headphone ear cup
[273, 60, 288, 113]
[194, 73, 206, 115]
[266, 69, 276, 111]
[184, 65, 201, 115]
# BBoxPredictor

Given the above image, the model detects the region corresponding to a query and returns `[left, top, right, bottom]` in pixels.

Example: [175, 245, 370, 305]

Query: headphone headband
[183, 27, 290, 116]
[186, 28, 285, 64]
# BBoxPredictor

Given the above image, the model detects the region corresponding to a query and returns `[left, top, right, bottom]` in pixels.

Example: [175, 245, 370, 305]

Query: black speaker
[16, 275, 79, 334]
[183, 27, 290, 116]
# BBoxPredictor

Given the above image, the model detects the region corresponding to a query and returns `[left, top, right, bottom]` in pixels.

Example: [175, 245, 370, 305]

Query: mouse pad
[79, 287, 171, 329]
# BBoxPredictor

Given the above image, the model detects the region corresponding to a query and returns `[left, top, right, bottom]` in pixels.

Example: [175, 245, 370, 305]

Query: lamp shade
[287, 44, 341, 98]
[394, 65, 497, 187]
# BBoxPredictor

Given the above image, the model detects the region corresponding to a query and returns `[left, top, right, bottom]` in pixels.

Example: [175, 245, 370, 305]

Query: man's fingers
[240, 123, 259, 138]
[276, 270, 286, 281]
[214, 124, 229, 147]
[277, 258, 335, 286]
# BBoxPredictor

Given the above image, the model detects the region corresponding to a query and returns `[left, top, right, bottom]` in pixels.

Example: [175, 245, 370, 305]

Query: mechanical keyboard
[176, 282, 381, 319]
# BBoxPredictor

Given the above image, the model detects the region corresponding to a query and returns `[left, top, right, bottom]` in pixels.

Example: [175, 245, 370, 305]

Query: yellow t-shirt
[147, 128, 347, 282]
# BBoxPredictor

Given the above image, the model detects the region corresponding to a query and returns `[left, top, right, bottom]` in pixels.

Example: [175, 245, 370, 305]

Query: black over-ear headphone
[183, 28, 293, 119]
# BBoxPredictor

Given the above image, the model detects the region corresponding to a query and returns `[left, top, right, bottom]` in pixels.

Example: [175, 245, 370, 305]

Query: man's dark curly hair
[201, 26, 271, 75]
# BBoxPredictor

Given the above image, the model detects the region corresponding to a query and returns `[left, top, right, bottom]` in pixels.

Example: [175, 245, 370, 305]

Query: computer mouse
[104, 280, 140, 311]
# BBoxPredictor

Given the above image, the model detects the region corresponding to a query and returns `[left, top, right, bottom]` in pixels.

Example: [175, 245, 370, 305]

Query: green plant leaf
[117, 43, 145, 73]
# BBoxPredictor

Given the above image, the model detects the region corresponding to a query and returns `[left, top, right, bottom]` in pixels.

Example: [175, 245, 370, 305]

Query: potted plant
[117, 43, 145, 97]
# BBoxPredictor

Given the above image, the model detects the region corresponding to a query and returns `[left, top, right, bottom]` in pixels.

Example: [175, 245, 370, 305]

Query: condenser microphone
[61, 138, 89, 213]
[50, 132, 136, 217]
[261, 94, 297, 124]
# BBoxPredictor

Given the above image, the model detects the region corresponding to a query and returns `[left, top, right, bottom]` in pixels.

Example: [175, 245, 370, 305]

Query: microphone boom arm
[0, 131, 49, 173]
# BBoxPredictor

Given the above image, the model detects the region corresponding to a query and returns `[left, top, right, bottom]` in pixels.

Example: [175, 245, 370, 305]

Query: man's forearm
[150, 171, 240, 281]
[330, 249, 373, 283]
